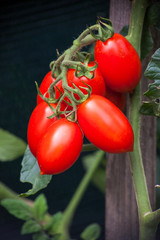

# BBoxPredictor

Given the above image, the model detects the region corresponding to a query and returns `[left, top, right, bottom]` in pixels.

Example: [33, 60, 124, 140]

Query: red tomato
[95, 33, 142, 93]
[37, 118, 83, 175]
[27, 102, 58, 157]
[104, 86, 126, 111]
[77, 95, 134, 153]
[37, 71, 63, 104]
[66, 61, 106, 98]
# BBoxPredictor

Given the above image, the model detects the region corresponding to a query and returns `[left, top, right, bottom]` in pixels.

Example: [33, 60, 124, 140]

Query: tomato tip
[40, 170, 45, 175]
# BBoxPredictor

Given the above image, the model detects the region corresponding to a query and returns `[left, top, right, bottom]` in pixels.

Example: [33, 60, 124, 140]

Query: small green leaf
[82, 151, 106, 194]
[1, 199, 32, 220]
[144, 80, 160, 99]
[145, 48, 160, 80]
[20, 146, 52, 197]
[21, 219, 41, 234]
[33, 231, 49, 240]
[33, 194, 48, 221]
[80, 223, 101, 240]
[140, 101, 160, 117]
[140, 48, 160, 117]
[0, 129, 27, 161]
[43, 212, 63, 234]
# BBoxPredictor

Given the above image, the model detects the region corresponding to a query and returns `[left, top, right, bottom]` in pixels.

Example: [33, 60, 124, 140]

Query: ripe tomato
[104, 86, 126, 111]
[77, 95, 134, 153]
[37, 71, 63, 104]
[27, 102, 58, 157]
[66, 61, 106, 98]
[95, 33, 142, 93]
[37, 118, 83, 175]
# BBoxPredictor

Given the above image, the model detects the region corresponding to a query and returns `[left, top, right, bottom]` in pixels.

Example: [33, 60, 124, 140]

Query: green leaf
[1, 198, 32, 220]
[144, 80, 160, 99]
[33, 194, 48, 221]
[140, 102, 160, 117]
[20, 146, 52, 197]
[145, 48, 160, 80]
[33, 231, 49, 240]
[43, 212, 63, 235]
[82, 151, 106, 194]
[80, 223, 101, 240]
[140, 48, 160, 117]
[21, 219, 41, 234]
[0, 129, 27, 161]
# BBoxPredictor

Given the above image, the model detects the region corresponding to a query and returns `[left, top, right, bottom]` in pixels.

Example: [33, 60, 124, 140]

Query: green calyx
[88, 17, 114, 42]
[36, 17, 114, 121]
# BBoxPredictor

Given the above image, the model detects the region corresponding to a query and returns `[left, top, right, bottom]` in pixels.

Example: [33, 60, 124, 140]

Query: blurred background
[0, 0, 109, 239]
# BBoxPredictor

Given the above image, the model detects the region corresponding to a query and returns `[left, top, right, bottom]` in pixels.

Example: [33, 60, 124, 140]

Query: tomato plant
[94, 33, 142, 93]
[77, 95, 134, 153]
[27, 102, 58, 157]
[37, 118, 83, 175]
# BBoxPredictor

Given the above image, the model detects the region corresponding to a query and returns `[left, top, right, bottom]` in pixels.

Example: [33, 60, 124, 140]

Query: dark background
[0, 0, 109, 239]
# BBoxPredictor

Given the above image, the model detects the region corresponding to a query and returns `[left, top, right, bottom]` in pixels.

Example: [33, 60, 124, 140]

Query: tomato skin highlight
[95, 33, 142, 93]
[27, 102, 57, 157]
[37, 118, 83, 175]
[77, 95, 134, 153]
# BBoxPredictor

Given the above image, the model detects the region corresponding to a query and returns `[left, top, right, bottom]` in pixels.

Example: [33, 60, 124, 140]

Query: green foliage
[82, 150, 106, 194]
[80, 223, 101, 240]
[0, 128, 27, 161]
[33, 194, 48, 221]
[43, 212, 63, 235]
[1, 194, 65, 240]
[21, 220, 41, 234]
[1, 198, 32, 220]
[20, 146, 52, 197]
[140, 48, 160, 117]
[145, 49, 160, 80]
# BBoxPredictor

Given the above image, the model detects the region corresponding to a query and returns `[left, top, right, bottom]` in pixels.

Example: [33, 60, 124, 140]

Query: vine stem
[58, 150, 104, 239]
[127, 0, 160, 239]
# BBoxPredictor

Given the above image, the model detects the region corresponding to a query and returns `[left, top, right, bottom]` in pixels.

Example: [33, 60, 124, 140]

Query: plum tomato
[77, 95, 134, 153]
[37, 118, 83, 175]
[95, 33, 142, 93]
[27, 102, 58, 157]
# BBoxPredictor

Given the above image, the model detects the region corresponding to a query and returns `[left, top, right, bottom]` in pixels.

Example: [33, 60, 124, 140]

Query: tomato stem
[127, 0, 160, 239]
[58, 150, 105, 239]
[46, 20, 114, 119]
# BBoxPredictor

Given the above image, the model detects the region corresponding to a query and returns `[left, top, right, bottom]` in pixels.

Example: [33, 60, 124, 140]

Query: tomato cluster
[27, 33, 141, 175]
